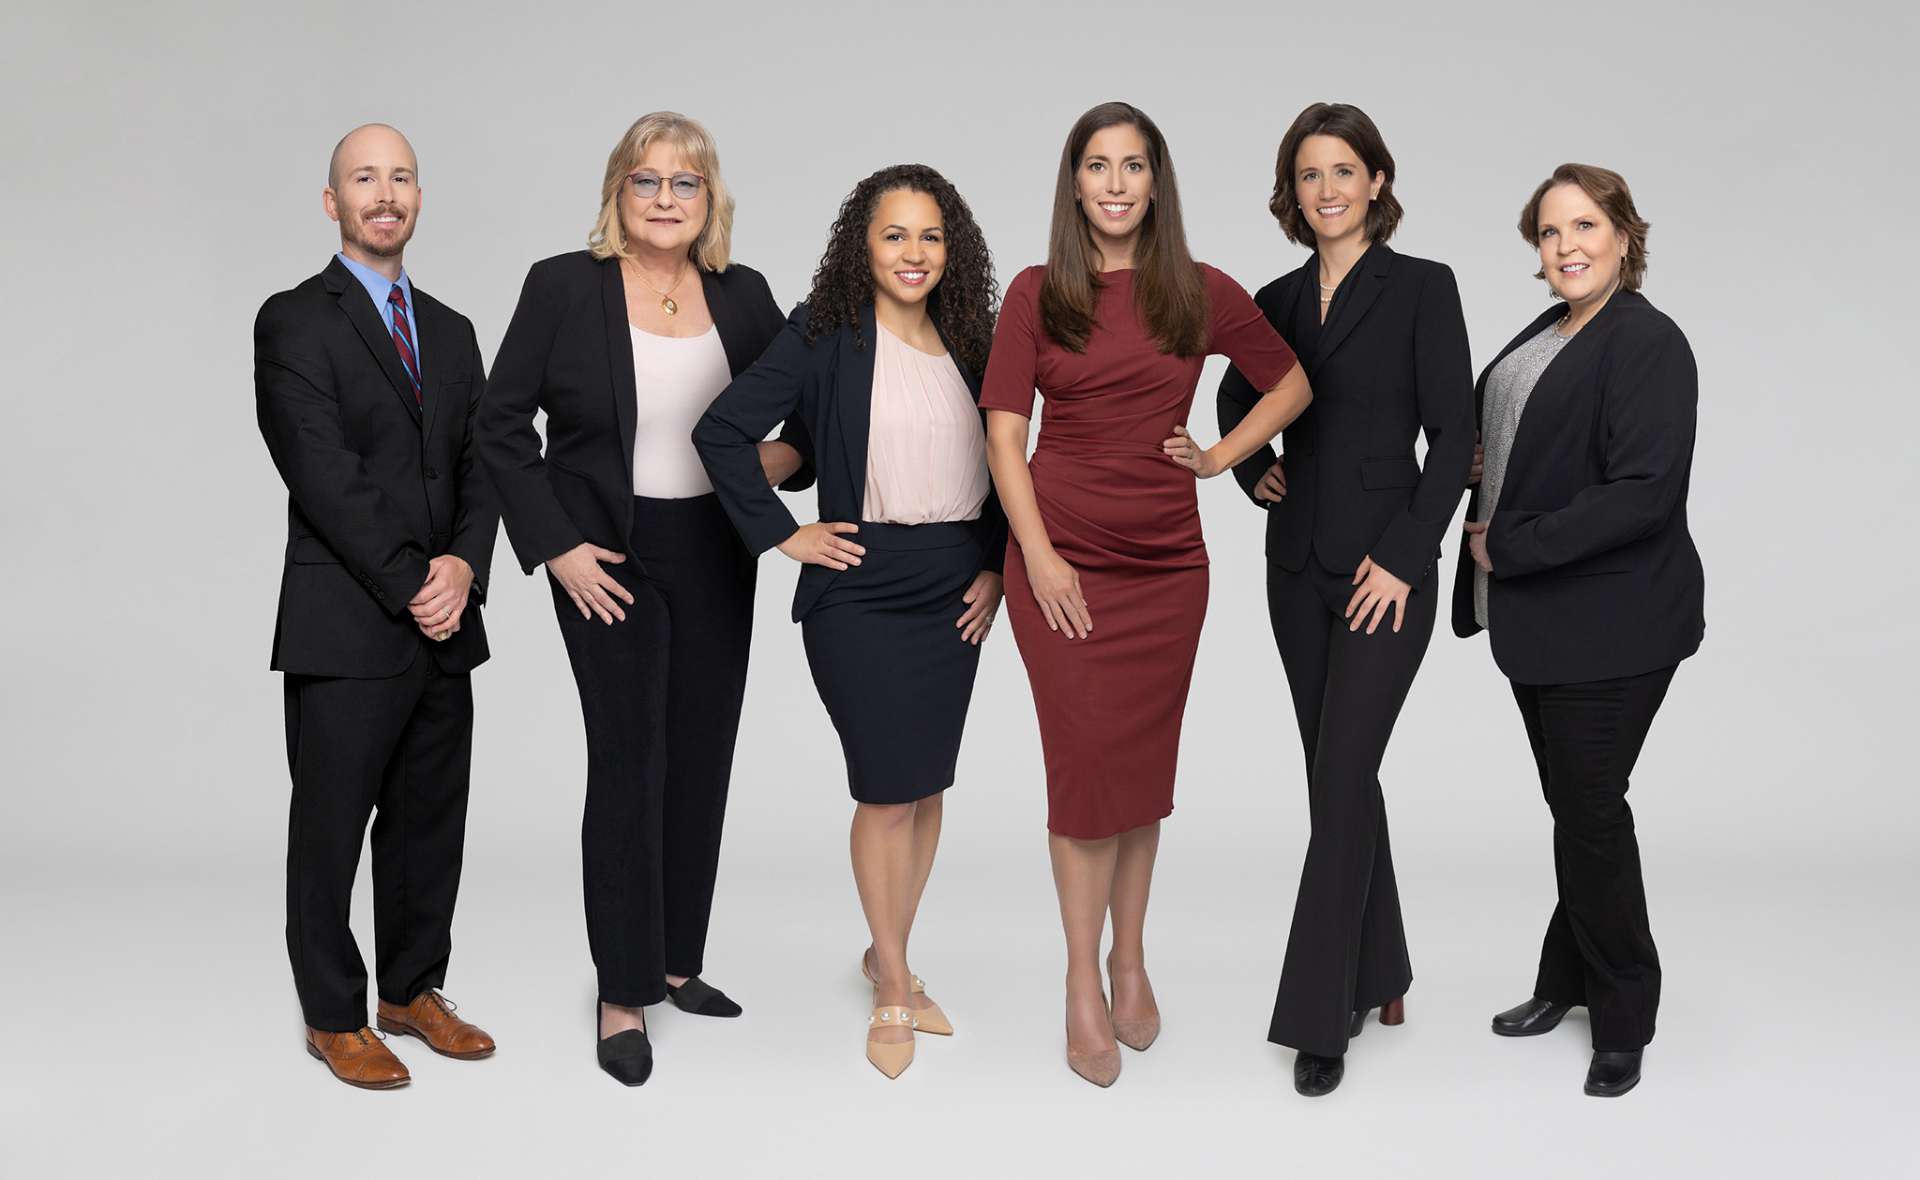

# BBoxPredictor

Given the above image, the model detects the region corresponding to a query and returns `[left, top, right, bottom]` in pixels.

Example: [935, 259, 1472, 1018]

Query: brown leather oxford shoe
[306, 1027, 411, 1090]
[376, 990, 497, 1060]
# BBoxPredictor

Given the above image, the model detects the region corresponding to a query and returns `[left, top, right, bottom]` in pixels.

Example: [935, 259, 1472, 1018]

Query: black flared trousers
[1265, 558, 1434, 1058]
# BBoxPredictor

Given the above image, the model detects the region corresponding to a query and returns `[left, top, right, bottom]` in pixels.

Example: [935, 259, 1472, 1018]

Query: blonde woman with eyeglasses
[478, 111, 813, 1086]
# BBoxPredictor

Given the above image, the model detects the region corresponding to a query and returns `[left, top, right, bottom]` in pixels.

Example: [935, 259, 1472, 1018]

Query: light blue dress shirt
[336, 251, 420, 372]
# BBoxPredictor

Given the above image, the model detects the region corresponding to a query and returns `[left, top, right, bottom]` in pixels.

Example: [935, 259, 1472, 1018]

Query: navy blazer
[693, 303, 1008, 621]
[1217, 243, 1475, 585]
[255, 256, 498, 678]
[478, 251, 814, 575]
[1452, 289, 1705, 685]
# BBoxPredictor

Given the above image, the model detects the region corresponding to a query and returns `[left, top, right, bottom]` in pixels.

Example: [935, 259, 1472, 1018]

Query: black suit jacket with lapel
[1450, 289, 1705, 685]
[693, 303, 1009, 622]
[477, 251, 814, 575]
[1217, 243, 1475, 586]
[254, 257, 498, 679]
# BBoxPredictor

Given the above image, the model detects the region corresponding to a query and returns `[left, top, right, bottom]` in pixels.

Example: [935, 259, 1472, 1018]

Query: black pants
[284, 645, 474, 1032]
[1511, 665, 1674, 1051]
[1266, 557, 1434, 1057]
[550, 494, 755, 1007]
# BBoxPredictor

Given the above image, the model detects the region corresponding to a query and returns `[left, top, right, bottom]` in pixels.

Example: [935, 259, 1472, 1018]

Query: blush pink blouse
[862, 322, 990, 524]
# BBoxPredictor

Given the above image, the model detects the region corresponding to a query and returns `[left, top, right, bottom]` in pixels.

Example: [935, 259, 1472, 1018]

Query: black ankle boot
[1584, 1049, 1642, 1097]
[1293, 1050, 1344, 1096]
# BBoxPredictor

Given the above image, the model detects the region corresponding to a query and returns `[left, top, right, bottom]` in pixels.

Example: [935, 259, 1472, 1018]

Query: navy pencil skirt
[801, 520, 985, 805]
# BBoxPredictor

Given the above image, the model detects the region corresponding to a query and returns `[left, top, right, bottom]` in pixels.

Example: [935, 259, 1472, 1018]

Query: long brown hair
[1038, 102, 1207, 355]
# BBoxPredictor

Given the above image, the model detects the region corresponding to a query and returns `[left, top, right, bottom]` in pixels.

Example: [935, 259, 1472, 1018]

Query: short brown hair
[588, 111, 735, 271]
[1269, 103, 1402, 247]
[1518, 163, 1650, 291]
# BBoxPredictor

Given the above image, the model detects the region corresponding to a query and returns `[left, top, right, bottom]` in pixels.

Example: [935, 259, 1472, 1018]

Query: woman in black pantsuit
[477, 112, 812, 1086]
[1218, 103, 1474, 1096]
[1456, 163, 1704, 1099]
[696, 165, 1004, 1080]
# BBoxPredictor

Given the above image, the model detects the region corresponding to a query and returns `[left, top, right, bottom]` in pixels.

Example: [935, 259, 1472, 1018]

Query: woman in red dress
[981, 101, 1313, 1087]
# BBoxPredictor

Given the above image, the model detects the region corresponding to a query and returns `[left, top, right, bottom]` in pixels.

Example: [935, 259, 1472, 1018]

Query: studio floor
[6, 846, 1909, 1178]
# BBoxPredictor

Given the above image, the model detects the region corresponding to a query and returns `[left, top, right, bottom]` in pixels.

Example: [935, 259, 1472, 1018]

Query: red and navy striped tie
[386, 284, 422, 404]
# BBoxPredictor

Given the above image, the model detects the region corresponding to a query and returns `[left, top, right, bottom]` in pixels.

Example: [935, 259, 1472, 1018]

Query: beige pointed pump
[861, 948, 954, 1036]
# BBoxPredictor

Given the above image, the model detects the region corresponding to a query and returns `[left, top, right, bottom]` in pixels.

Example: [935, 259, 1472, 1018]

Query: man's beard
[343, 205, 414, 258]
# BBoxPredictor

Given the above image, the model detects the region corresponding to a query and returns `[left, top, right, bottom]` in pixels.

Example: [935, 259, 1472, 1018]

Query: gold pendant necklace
[631, 260, 688, 316]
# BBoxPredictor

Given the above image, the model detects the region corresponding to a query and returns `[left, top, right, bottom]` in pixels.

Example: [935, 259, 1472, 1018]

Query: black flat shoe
[1491, 996, 1573, 1037]
[666, 977, 742, 1018]
[1293, 1051, 1344, 1096]
[1584, 1049, 1642, 1097]
[595, 1001, 653, 1087]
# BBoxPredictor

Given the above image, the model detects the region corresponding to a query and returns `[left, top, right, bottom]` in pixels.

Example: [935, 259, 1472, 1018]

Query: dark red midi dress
[980, 264, 1297, 838]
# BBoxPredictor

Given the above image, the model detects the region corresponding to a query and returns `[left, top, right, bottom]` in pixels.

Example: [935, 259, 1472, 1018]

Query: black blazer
[693, 304, 1008, 621]
[1218, 243, 1475, 585]
[254, 257, 498, 678]
[477, 251, 813, 575]
[1451, 289, 1705, 685]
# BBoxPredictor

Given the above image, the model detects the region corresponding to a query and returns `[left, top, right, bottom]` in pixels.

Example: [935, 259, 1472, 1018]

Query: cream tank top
[629, 324, 731, 499]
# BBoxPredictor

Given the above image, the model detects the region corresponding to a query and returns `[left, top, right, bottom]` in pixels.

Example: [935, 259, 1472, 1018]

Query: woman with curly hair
[981, 102, 1312, 1087]
[695, 163, 1005, 1079]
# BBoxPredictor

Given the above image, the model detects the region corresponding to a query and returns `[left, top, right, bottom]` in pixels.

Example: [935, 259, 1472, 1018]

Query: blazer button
[425, 466, 441, 479]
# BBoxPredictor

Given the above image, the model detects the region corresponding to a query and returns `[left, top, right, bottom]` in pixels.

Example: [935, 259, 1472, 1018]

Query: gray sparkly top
[1473, 321, 1572, 628]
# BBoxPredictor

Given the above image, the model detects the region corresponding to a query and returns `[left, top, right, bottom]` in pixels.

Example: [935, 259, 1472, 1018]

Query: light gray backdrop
[4, 1, 1914, 1175]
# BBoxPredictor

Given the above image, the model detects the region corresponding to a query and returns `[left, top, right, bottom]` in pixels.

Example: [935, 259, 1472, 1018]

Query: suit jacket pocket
[290, 535, 342, 565]
[1360, 457, 1421, 490]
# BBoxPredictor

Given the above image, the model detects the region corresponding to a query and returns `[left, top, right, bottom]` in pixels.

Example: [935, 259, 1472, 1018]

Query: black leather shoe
[1348, 1008, 1368, 1038]
[1491, 996, 1573, 1037]
[666, 977, 742, 1018]
[596, 1002, 654, 1087]
[1293, 1051, 1344, 1096]
[1584, 1049, 1642, 1097]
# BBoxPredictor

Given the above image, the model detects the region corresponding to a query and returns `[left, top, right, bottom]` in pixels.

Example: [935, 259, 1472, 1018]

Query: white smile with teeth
[1100, 203, 1132, 214]
[1560, 263, 1589, 273]
[1317, 205, 1349, 216]
[897, 271, 928, 283]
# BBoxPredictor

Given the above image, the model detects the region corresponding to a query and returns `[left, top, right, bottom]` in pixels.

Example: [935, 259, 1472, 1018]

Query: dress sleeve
[1204, 264, 1296, 393]
[979, 267, 1042, 417]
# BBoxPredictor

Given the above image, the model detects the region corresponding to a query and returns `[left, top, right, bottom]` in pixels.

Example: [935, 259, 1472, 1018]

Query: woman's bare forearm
[1208, 367, 1312, 471]
[986, 410, 1055, 560]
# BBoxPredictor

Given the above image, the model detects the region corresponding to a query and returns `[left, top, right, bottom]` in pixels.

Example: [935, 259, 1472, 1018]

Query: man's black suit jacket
[1451, 289, 1705, 685]
[477, 251, 813, 576]
[1217, 243, 1475, 587]
[255, 256, 498, 679]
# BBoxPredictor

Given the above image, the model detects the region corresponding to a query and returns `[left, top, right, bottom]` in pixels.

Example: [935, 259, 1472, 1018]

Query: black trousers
[285, 645, 474, 1032]
[1510, 665, 1674, 1050]
[1266, 557, 1434, 1057]
[550, 494, 755, 1007]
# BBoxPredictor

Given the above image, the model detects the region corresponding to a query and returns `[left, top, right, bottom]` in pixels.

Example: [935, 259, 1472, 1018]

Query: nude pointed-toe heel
[862, 949, 954, 1037]
[867, 1005, 917, 1079]
[1067, 1041, 1122, 1087]
[1106, 954, 1159, 1051]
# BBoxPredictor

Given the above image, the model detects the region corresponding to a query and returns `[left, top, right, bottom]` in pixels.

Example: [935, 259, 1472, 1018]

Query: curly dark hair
[803, 163, 998, 373]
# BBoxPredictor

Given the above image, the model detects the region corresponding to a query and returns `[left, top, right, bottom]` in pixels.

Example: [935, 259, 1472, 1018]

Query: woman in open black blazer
[695, 165, 1005, 1079]
[476, 113, 811, 1086]
[1456, 163, 1703, 1099]
[1217, 104, 1473, 1096]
